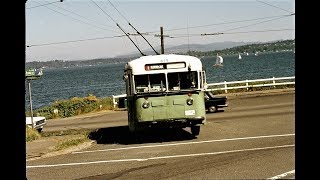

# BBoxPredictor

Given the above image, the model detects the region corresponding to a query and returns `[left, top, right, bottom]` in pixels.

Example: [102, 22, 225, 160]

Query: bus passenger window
[168, 73, 180, 91]
[168, 72, 197, 91]
[180, 78, 192, 89]
[149, 73, 166, 92]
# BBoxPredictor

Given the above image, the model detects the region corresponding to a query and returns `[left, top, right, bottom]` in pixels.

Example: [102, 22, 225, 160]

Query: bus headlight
[186, 98, 193, 105]
[142, 101, 150, 108]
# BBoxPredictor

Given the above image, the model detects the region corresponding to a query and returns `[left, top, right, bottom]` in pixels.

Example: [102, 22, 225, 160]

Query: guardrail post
[246, 79, 249, 91]
[224, 81, 227, 93]
[112, 95, 116, 109]
[272, 77, 276, 88]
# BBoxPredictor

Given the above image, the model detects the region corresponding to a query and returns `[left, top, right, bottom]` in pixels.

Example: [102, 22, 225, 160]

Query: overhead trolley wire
[170, 28, 294, 38]
[256, 0, 294, 14]
[46, 0, 119, 32]
[90, 0, 146, 56]
[105, 0, 142, 52]
[170, 14, 294, 38]
[146, 14, 294, 34]
[29, 0, 120, 33]
[222, 15, 291, 33]
[26, 35, 125, 47]
[26, 0, 63, 9]
[26, 4, 294, 48]
[26, 27, 294, 47]
[107, 0, 160, 55]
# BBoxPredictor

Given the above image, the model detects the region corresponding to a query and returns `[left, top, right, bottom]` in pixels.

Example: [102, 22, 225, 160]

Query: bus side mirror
[123, 74, 128, 80]
[188, 64, 191, 71]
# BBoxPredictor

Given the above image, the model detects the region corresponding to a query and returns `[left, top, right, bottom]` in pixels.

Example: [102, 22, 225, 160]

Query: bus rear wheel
[191, 125, 200, 136]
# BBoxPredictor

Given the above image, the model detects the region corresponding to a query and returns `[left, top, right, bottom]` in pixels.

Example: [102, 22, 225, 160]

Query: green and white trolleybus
[123, 54, 207, 136]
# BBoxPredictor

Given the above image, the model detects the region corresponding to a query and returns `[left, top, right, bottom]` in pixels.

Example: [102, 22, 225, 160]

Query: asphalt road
[27, 89, 295, 180]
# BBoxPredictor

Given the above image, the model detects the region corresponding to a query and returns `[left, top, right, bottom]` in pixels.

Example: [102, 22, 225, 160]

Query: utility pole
[155, 27, 169, 54]
[25, 68, 42, 129]
[27, 79, 34, 129]
[160, 26, 164, 54]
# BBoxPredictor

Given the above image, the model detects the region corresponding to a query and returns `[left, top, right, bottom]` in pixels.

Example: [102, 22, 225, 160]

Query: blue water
[26, 51, 295, 110]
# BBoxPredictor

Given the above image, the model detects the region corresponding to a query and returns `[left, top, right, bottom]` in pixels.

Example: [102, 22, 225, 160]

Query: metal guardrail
[112, 94, 127, 108]
[112, 76, 295, 108]
[205, 76, 295, 93]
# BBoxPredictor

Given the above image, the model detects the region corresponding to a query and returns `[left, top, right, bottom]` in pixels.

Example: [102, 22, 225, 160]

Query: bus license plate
[185, 110, 195, 116]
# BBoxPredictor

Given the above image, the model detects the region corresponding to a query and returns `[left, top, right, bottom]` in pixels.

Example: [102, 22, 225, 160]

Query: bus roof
[125, 54, 203, 74]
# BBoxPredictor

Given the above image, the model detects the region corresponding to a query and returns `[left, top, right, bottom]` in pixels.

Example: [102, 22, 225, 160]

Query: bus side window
[135, 75, 149, 92]
[179, 71, 197, 89]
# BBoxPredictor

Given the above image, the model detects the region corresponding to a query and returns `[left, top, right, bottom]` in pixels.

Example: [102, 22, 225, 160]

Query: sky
[25, 0, 295, 62]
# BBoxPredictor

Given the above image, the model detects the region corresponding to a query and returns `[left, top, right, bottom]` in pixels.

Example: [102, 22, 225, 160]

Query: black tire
[208, 106, 217, 113]
[37, 128, 43, 133]
[191, 125, 200, 136]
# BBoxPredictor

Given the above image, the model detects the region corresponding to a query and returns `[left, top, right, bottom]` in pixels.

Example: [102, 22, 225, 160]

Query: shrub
[26, 126, 41, 142]
[34, 94, 115, 119]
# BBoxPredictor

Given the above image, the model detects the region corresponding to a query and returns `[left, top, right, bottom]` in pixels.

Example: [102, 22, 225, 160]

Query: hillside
[25, 39, 294, 69]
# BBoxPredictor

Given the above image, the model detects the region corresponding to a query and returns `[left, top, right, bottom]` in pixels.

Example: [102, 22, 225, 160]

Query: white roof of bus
[126, 54, 203, 74]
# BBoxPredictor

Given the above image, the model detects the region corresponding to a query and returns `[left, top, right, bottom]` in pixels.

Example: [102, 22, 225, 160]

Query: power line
[26, 35, 124, 47]
[30, 1, 120, 33]
[26, 6, 294, 48]
[26, 26, 294, 47]
[223, 28, 294, 35]
[169, 28, 294, 38]
[256, 0, 294, 14]
[46, 0, 119, 32]
[223, 15, 291, 32]
[154, 14, 293, 38]
[26, 0, 63, 9]
[146, 14, 293, 33]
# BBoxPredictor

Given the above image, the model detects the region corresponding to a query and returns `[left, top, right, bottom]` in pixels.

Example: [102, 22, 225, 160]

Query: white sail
[214, 55, 223, 67]
[216, 55, 223, 64]
[238, 53, 242, 59]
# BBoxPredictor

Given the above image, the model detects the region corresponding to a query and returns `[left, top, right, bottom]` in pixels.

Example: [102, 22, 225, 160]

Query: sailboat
[238, 53, 242, 60]
[213, 53, 223, 67]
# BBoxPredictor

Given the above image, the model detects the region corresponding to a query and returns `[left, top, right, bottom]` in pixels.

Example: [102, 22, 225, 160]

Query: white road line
[267, 170, 295, 179]
[73, 133, 295, 154]
[27, 144, 294, 169]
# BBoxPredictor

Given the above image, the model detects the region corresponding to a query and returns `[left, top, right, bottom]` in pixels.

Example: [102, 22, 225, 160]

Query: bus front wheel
[191, 125, 200, 136]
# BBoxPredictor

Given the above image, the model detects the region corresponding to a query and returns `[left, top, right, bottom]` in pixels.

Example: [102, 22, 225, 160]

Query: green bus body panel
[173, 99, 185, 105]
[151, 100, 165, 107]
[130, 91, 206, 123]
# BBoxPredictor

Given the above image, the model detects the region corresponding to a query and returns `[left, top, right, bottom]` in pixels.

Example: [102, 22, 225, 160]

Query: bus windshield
[134, 71, 198, 93]
[135, 73, 166, 93]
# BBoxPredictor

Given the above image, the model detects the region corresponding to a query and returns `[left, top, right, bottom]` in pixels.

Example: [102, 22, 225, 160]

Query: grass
[26, 127, 92, 152]
[41, 128, 92, 137]
[54, 135, 90, 151]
